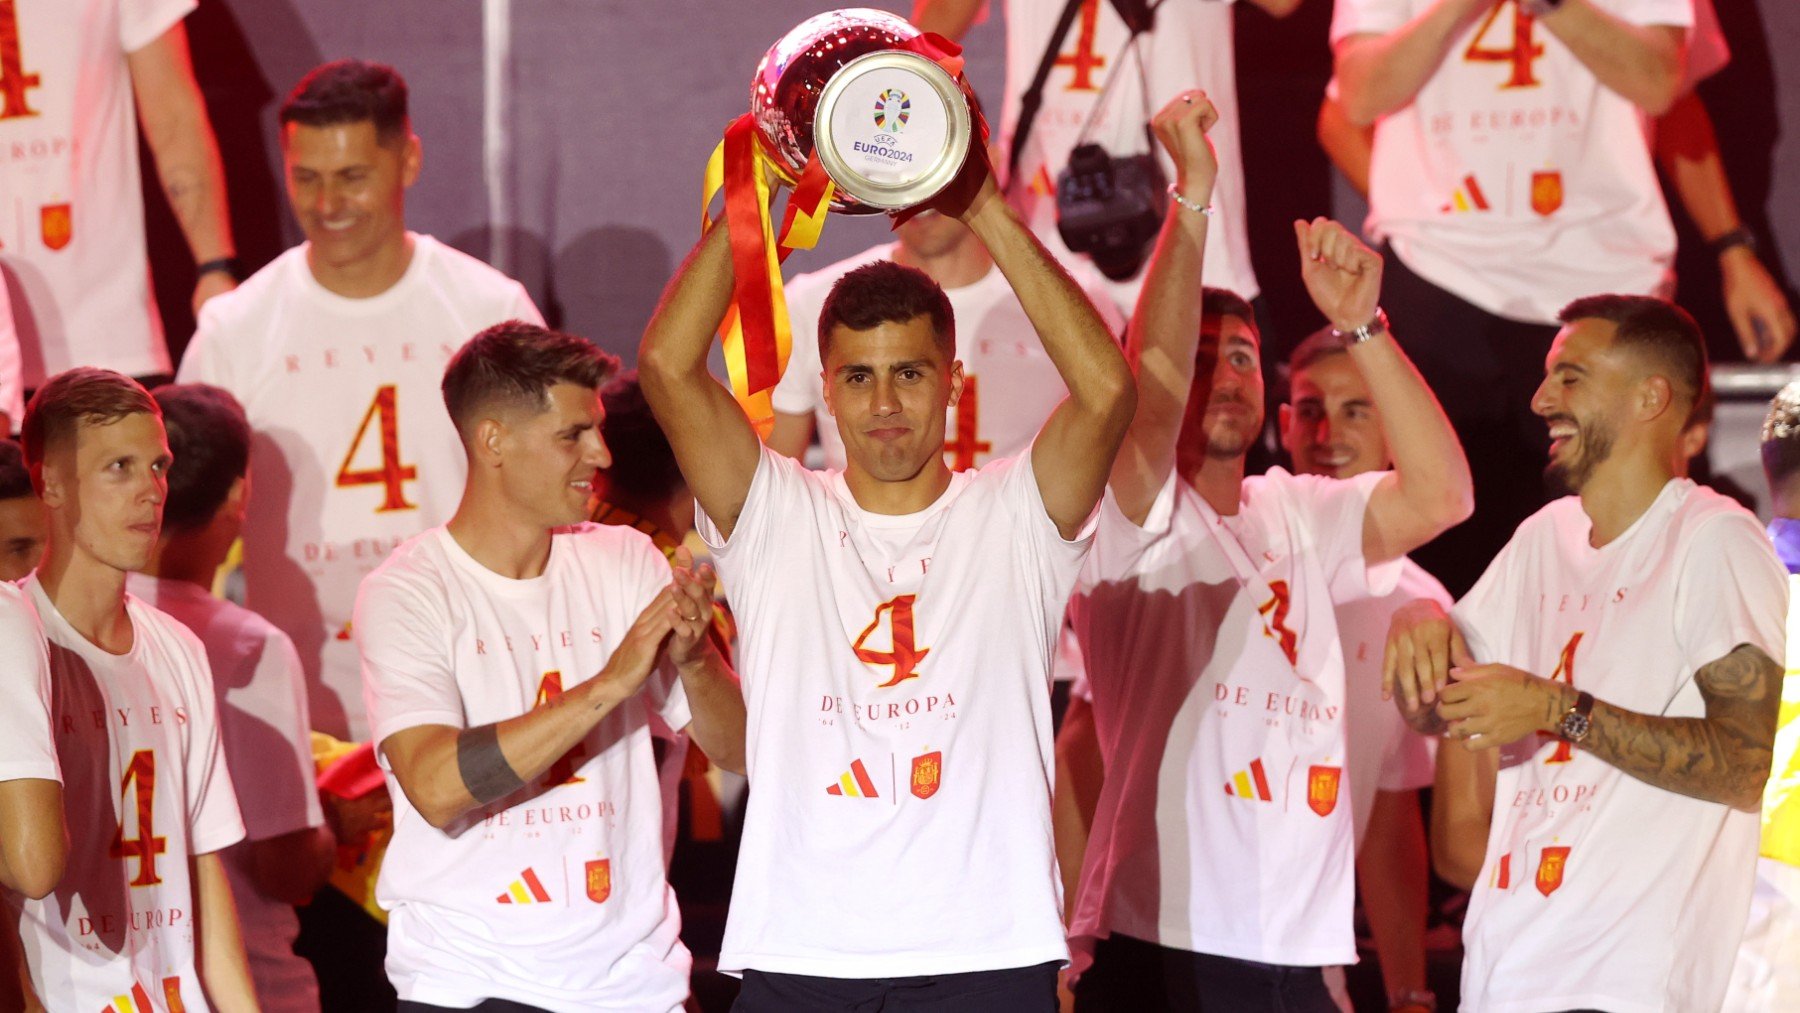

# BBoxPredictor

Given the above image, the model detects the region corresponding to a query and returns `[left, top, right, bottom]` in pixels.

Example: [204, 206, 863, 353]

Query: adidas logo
[495, 867, 552, 904]
[1439, 173, 1491, 213]
[1224, 758, 1273, 801]
[826, 758, 880, 798]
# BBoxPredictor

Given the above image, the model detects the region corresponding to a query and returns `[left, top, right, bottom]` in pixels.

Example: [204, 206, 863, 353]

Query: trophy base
[812, 50, 973, 214]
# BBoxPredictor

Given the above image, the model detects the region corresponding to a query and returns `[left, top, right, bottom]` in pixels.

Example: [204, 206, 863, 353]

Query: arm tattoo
[1580, 644, 1780, 811]
[455, 724, 526, 805]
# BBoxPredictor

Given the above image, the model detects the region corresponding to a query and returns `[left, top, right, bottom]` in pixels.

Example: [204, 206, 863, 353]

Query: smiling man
[1388, 295, 1787, 1012]
[358, 322, 743, 1012]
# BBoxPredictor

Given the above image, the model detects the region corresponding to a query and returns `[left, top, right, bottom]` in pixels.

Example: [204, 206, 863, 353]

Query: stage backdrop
[150, 0, 1797, 370]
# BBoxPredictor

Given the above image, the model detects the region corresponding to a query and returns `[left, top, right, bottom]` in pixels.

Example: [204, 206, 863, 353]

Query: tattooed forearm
[1579, 644, 1780, 811]
[455, 724, 526, 805]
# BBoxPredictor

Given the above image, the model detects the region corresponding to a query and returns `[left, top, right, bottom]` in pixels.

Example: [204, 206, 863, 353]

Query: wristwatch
[1556, 689, 1595, 744]
[1708, 225, 1759, 259]
[1331, 307, 1389, 345]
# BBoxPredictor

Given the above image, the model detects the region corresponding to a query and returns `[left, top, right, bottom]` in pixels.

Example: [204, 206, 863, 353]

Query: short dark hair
[442, 320, 620, 440]
[280, 59, 410, 144]
[1286, 326, 1348, 377]
[1202, 287, 1258, 338]
[21, 368, 159, 479]
[0, 439, 30, 501]
[151, 384, 251, 533]
[1559, 294, 1708, 419]
[1762, 381, 1800, 492]
[817, 260, 955, 363]
[599, 370, 684, 505]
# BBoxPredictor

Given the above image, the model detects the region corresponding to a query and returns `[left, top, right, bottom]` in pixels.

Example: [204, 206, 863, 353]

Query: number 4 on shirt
[1545, 632, 1583, 764]
[111, 749, 167, 887]
[337, 384, 420, 512]
[1463, 0, 1545, 90]
[854, 595, 931, 688]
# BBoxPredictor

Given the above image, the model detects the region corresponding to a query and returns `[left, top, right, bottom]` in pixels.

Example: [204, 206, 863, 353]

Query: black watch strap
[195, 256, 239, 280]
[1708, 226, 1759, 258]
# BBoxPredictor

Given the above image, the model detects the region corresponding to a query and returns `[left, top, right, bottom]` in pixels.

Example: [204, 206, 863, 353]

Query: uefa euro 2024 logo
[873, 88, 911, 134]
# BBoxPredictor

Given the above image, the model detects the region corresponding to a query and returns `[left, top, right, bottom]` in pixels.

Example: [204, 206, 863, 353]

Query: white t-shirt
[358, 524, 692, 1013]
[0, 582, 57, 785]
[1336, 559, 1446, 848]
[1068, 467, 1394, 965]
[0, 282, 24, 427]
[0, 0, 192, 384]
[771, 242, 1124, 472]
[701, 446, 1088, 977]
[19, 574, 243, 1012]
[127, 574, 322, 1013]
[1452, 480, 1786, 1013]
[1000, 0, 1259, 305]
[1332, 0, 1692, 325]
[177, 234, 543, 740]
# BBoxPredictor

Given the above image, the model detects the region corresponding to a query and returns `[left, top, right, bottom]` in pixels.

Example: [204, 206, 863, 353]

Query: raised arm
[126, 22, 237, 313]
[1295, 220, 1472, 564]
[638, 223, 764, 542]
[1108, 92, 1220, 524]
[1535, 0, 1686, 116]
[381, 589, 680, 829]
[1333, 0, 1491, 126]
[1438, 643, 1782, 811]
[947, 156, 1134, 538]
[912, 0, 985, 40]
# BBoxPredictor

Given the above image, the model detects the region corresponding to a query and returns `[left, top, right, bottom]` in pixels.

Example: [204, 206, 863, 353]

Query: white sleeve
[223, 628, 324, 841]
[1378, 728, 1437, 792]
[176, 302, 230, 388]
[357, 567, 465, 754]
[1001, 450, 1096, 601]
[1451, 532, 1526, 666]
[0, 284, 21, 427]
[1618, 0, 1693, 28]
[119, 0, 196, 53]
[1281, 469, 1400, 603]
[0, 596, 57, 783]
[1672, 513, 1787, 672]
[1681, 0, 1729, 92]
[1080, 471, 1180, 589]
[1330, 0, 1413, 45]
[177, 631, 246, 855]
[506, 283, 547, 328]
[696, 445, 814, 613]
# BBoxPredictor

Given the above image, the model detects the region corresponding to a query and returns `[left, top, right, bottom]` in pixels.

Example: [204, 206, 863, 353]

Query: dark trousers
[1379, 247, 1561, 597]
[1073, 934, 1336, 1013]
[397, 1001, 551, 1012]
[293, 888, 397, 1012]
[733, 960, 1060, 1012]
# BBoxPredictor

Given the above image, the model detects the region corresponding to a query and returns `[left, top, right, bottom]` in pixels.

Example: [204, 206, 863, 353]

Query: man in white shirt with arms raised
[640, 134, 1133, 1006]
[1067, 91, 1470, 1010]
[1389, 295, 1786, 1012]
[16, 368, 253, 1010]
[178, 59, 542, 741]
[361, 322, 745, 1012]
[132, 383, 334, 1013]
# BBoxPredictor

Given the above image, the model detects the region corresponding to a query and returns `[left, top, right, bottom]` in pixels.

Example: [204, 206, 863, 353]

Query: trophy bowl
[750, 8, 974, 215]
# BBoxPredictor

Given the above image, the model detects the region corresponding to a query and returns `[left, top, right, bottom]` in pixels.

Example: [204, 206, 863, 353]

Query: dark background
[144, 0, 1798, 372]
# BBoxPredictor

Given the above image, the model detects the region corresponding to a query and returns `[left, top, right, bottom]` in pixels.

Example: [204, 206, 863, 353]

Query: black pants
[733, 960, 1059, 1012]
[1380, 247, 1560, 597]
[1073, 934, 1336, 1013]
[397, 1001, 551, 1012]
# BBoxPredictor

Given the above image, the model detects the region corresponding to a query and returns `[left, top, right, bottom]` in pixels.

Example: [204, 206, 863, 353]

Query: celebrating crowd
[1, 0, 1796, 1011]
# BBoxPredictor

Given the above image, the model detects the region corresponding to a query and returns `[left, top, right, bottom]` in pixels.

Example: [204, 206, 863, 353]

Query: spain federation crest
[911, 750, 942, 800]
[40, 203, 71, 251]
[585, 859, 611, 904]
[1535, 845, 1570, 896]
[1530, 171, 1563, 217]
[1307, 765, 1341, 817]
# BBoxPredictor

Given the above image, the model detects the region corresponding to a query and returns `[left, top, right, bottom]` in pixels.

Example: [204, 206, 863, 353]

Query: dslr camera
[1054, 142, 1168, 282]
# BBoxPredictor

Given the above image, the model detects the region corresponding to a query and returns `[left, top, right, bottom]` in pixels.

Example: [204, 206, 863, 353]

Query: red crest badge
[910, 750, 942, 800]
[1307, 765, 1342, 817]
[40, 203, 71, 250]
[1530, 171, 1563, 217]
[585, 859, 611, 904]
[1535, 846, 1570, 896]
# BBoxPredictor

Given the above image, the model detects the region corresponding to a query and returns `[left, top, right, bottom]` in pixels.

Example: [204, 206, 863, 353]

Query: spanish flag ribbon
[888, 32, 992, 230]
[702, 113, 836, 432]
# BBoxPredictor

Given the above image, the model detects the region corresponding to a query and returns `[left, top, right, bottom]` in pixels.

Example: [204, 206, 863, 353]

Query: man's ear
[401, 133, 424, 188]
[947, 360, 966, 409]
[35, 460, 63, 510]
[474, 416, 506, 467]
[222, 475, 250, 522]
[1276, 403, 1295, 455]
[1638, 374, 1675, 422]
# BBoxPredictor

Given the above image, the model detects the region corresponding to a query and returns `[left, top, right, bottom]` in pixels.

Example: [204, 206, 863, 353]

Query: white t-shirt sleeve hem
[0, 762, 60, 783]
[121, 0, 199, 53]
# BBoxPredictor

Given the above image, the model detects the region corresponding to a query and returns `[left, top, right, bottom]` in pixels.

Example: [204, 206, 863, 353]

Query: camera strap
[1006, 0, 1093, 189]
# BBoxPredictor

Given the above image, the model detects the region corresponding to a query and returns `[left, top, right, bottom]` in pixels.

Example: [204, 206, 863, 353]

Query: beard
[1543, 412, 1617, 495]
